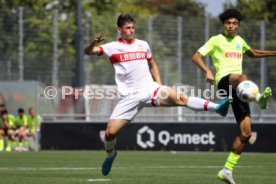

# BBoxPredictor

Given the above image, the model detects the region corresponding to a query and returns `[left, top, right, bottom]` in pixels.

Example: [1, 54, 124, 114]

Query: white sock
[187, 97, 217, 112]
[223, 167, 232, 174]
[104, 137, 116, 157]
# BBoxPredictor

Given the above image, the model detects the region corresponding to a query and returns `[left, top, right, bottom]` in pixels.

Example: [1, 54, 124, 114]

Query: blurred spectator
[20, 107, 42, 150]
[0, 110, 16, 151]
[15, 108, 28, 148]
[27, 107, 42, 132]
[0, 104, 16, 122]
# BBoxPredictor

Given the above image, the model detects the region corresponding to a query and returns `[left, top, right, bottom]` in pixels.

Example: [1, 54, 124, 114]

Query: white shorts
[110, 82, 167, 120]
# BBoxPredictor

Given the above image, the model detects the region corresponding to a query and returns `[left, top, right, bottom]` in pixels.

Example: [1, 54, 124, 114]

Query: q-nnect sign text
[137, 126, 216, 148]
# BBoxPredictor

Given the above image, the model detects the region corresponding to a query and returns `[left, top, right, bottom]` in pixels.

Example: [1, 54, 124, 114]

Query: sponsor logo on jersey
[225, 52, 242, 59]
[110, 51, 147, 64]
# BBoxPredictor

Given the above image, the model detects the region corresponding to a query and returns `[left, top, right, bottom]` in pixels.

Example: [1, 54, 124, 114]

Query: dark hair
[1, 110, 8, 116]
[117, 14, 134, 27]
[219, 9, 242, 23]
[18, 108, 24, 113]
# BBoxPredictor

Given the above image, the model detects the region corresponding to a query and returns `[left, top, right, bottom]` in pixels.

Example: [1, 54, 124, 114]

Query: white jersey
[99, 38, 154, 95]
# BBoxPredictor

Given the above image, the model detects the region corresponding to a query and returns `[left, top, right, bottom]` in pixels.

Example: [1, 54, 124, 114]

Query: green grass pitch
[0, 151, 275, 184]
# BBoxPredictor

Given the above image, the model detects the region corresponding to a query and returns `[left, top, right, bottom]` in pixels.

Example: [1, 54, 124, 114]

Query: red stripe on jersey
[151, 86, 161, 107]
[109, 52, 147, 64]
[98, 47, 103, 56]
[147, 57, 153, 62]
[204, 101, 209, 111]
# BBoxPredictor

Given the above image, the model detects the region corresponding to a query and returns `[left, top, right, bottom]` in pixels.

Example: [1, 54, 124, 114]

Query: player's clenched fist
[85, 33, 105, 55]
[93, 33, 105, 43]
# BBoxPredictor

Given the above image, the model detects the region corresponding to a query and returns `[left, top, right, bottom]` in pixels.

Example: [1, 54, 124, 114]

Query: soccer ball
[236, 80, 259, 102]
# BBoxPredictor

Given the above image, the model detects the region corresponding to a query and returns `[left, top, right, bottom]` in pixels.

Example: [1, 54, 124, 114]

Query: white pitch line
[0, 165, 267, 171]
[87, 179, 111, 182]
[0, 167, 100, 171]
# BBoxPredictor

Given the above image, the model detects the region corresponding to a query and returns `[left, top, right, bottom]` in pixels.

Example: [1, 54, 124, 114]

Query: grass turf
[0, 151, 275, 184]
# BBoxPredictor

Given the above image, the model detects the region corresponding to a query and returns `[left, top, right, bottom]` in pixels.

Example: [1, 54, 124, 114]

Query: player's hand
[93, 33, 105, 43]
[206, 71, 215, 85]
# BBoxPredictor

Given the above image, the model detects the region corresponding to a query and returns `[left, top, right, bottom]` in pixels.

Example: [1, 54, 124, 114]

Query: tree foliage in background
[152, 0, 205, 17]
[0, 0, 206, 85]
[236, 0, 276, 22]
[0, 6, 18, 75]
[1, 0, 276, 93]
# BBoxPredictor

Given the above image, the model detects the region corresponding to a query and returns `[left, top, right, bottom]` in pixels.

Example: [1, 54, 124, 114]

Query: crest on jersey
[138, 45, 145, 51]
[236, 43, 241, 50]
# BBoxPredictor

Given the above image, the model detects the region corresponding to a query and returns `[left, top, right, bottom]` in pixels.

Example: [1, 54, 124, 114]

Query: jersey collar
[222, 33, 236, 39]
[118, 38, 135, 45]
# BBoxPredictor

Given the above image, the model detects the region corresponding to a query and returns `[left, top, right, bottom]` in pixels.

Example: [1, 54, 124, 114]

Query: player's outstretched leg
[215, 98, 230, 117]
[257, 87, 272, 109]
[217, 168, 236, 184]
[102, 149, 117, 176]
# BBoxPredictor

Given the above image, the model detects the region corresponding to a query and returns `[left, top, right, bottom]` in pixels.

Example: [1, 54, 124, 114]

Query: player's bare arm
[148, 59, 162, 84]
[245, 49, 276, 58]
[3, 121, 10, 129]
[192, 52, 215, 85]
[84, 33, 105, 55]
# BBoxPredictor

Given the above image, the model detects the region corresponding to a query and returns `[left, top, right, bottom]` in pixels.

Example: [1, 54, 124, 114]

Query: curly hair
[219, 9, 242, 23]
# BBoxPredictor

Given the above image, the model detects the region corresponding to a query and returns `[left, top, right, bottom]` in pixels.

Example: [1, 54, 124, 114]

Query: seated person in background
[21, 107, 42, 148]
[0, 110, 16, 151]
[28, 107, 42, 134]
[15, 108, 28, 148]
[0, 104, 16, 123]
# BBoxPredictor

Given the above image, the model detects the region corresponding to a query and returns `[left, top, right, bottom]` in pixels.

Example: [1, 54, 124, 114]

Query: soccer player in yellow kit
[192, 9, 276, 184]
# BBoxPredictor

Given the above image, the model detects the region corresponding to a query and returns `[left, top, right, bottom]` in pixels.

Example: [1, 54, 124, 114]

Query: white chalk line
[0, 165, 267, 171]
[87, 179, 111, 182]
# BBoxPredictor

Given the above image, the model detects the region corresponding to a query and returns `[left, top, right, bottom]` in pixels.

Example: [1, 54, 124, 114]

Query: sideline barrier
[41, 122, 276, 152]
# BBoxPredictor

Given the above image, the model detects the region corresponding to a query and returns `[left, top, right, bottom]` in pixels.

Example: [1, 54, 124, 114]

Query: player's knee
[240, 131, 252, 143]
[105, 128, 117, 140]
[242, 129, 252, 138]
[239, 74, 248, 82]
[176, 94, 188, 106]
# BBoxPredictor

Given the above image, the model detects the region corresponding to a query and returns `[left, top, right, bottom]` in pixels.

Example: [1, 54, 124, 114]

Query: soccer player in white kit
[85, 14, 230, 176]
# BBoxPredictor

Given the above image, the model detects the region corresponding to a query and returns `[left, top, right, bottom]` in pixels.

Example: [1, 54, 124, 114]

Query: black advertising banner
[41, 122, 276, 152]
